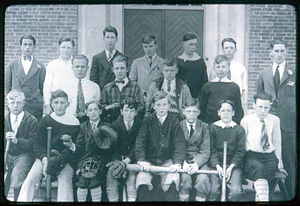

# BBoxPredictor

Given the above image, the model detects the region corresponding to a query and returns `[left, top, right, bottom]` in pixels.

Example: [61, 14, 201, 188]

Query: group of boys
[4, 25, 296, 202]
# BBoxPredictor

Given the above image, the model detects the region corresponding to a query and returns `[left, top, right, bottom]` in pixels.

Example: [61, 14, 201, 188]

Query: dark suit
[257, 63, 296, 199]
[4, 111, 38, 197]
[90, 50, 124, 91]
[5, 57, 46, 121]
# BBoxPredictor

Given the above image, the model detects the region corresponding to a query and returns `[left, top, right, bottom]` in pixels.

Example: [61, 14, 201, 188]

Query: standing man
[69, 54, 101, 123]
[129, 33, 164, 101]
[257, 39, 296, 200]
[90, 26, 125, 91]
[5, 35, 46, 121]
[221, 38, 247, 109]
[43, 37, 76, 115]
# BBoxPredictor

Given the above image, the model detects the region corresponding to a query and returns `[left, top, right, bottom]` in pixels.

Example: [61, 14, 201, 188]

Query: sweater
[34, 114, 80, 163]
[110, 115, 143, 162]
[199, 81, 244, 125]
[209, 123, 245, 167]
[176, 57, 208, 99]
[135, 113, 186, 165]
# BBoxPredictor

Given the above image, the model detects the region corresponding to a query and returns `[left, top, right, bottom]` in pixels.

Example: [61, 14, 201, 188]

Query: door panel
[165, 10, 204, 59]
[124, 9, 163, 66]
[124, 9, 204, 66]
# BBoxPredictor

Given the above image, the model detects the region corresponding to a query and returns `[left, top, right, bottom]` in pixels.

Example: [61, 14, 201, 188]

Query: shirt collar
[186, 120, 196, 129]
[10, 111, 24, 122]
[105, 49, 116, 58]
[59, 56, 72, 64]
[156, 113, 168, 123]
[90, 119, 100, 126]
[214, 120, 237, 129]
[123, 118, 134, 127]
[253, 113, 269, 124]
[272, 61, 285, 76]
[115, 77, 129, 85]
[21, 54, 33, 62]
[211, 77, 232, 82]
[178, 52, 201, 62]
[147, 54, 156, 61]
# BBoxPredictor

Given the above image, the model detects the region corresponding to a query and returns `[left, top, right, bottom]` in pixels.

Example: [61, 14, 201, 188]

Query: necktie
[116, 80, 125, 84]
[12, 115, 19, 133]
[189, 125, 194, 137]
[260, 120, 270, 151]
[91, 122, 97, 130]
[127, 122, 131, 131]
[274, 65, 280, 99]
[227, 63, 231, 80]
[219, 78, 222, 82]
[149, 56, 152, 68]
[108, 51, 113, 63]
[76, 79, 85, 116]
[167, 81, 171, 92]
[159, 118, 163, 124]
[23, 56, 32, 61]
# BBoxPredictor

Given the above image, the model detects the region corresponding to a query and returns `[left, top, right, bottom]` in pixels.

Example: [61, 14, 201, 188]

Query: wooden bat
[221, 141, 227, 202]
[126, 164, 218, 175]
[4, 139, 11, 172]
[122, 183, 128, 202]
[45, 127, 52, 202]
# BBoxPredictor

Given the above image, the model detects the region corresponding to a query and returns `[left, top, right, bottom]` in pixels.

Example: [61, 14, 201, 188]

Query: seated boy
[18, 90, 80, 202]
[179, 98, 211, 201]
[135, 91, 186, 201]
[208, 100, 245, 201]
[200, 55, 244, 124]
[100, 55, 144, 123]
[146, 57, 192, 120]
[72, 100, 124, 202]
[241, 92, 287, 201]
[4, 89, 38, 201]
[107, 98, 143, 202]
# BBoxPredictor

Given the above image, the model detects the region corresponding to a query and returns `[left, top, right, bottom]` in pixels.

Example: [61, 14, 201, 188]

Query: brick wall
[247, 4, 297, 109]
[4, 5, 78, 68]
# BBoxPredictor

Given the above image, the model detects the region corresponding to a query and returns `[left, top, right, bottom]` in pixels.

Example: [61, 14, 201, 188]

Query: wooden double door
[124, 9, 204, 66]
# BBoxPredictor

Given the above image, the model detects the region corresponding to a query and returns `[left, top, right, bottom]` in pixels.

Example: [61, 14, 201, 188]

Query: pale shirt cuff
[70, 143, 76, 152]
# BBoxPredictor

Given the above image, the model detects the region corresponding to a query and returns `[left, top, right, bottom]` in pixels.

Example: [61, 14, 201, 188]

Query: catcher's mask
[80, 157, 103, 179]
[93, 125, 118, 150]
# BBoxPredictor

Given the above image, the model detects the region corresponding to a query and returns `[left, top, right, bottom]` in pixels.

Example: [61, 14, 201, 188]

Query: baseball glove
[93, 125, 118, 150]
[46, 149, 66, 176]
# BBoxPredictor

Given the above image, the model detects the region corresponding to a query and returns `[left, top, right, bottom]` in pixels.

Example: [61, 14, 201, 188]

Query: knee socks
[254, 179, 269, 201]
[77, 187, 88, 202]
[90, 186, 102, 202]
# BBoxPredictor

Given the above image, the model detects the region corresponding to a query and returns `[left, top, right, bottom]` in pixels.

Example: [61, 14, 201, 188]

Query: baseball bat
[221, 141, 227, 202]
[45, 127, 52, 202]
[4, 139, 11, 172]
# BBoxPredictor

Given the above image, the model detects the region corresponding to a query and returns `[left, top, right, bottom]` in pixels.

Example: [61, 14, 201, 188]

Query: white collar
[51, 112, 80, 126]
[253, 113, 269, 124]
[156, 113, 168, 123]
[178, 52, 201, 62]
[115, 77, 129, 84]
[186, 119, 197, 129]
[211, 77, 232, 82]
[214, 120, 237, 129]
[105, 49, 116, 58]
[10, 111, 24, 122]
[147, 54, 156, 61]
[59, 56, 72, 63]
[272, 61, 285, 76]
[90, 119, 100, 126]
[124, 119, 134, 127]
[21, 54, 33, 62]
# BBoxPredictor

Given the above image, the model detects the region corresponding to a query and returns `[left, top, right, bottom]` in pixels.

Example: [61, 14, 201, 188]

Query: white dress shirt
[211, 77, 232, 82]
[21, 55, 33, 75]
[186, 120, 197, 136]
[124, 119, 134, 130]
[241, 113, 283, 168]
[43, 57, 75, 105]
[272, 61, 285, 81]
[51, 112, 80, 126]
[105, 49, 116, 60]
[116, 77, 129, 91]
[67, 78, 101, 116]
[213, 120, 237, 129]
[229, 60, 248, 93]
[157, 113, 167, 124]
[10, 111, 24, 134]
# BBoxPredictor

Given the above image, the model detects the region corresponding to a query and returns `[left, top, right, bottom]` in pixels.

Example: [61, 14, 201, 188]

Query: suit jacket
[90, 50, 124, 91]
[74, 120, 120, 164]
[257, 63, 296, 132]
[180, 120, 210, 168]
[5, 57, 46, 118]
[5, 111, 38, 156]
[129, 55, 164, 92]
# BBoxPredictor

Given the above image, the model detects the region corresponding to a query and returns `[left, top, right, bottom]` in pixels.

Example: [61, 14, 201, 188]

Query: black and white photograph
[1, 2, 298, 203]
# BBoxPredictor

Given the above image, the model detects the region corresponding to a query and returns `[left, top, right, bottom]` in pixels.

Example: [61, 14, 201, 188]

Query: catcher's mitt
[93, 125, 118, 150]
[77, 157, 104, 179]
[46, 149, 66, 176]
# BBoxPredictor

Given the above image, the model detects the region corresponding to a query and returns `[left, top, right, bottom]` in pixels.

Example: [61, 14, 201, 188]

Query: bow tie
[23, 56, 32, 61]
[116, 80, 125, 84]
